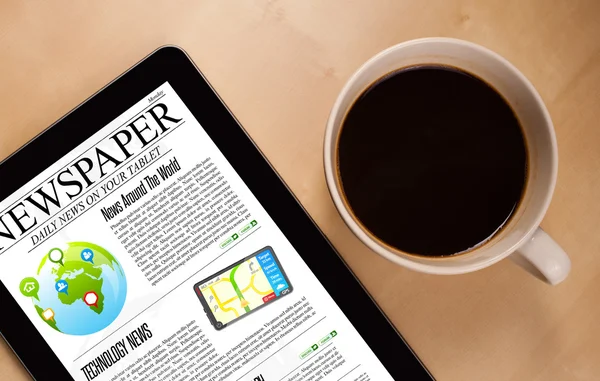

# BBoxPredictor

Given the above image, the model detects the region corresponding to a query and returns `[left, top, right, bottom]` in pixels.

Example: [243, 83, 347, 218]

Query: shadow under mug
[324, 37, 571, 285]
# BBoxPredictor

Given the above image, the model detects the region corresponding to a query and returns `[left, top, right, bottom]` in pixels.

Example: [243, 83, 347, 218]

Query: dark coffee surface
[337, 65, 527, 257]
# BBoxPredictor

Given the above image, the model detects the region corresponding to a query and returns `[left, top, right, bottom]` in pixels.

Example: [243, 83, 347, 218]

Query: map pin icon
[48, 248, 65, 266]
[55, 280, 69, 295]
[81, 249, 94, 264]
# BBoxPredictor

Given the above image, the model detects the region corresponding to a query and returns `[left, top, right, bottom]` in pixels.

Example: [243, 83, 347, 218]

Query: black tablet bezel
[0, 46, 433, 380]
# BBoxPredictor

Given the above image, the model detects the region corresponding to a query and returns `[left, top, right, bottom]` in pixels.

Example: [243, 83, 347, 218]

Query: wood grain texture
[0, 1, 599, 380]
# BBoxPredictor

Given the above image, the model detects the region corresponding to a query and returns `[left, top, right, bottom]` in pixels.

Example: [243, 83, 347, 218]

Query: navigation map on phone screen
[194, 247, 292, 329]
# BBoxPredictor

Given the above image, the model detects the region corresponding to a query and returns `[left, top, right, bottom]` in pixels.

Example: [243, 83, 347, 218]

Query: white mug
[324, 38, 571, 285]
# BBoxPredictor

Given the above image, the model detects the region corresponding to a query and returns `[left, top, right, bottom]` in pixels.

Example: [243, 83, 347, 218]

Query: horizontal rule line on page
[0, 93, 166, 216]
[72, 226, 263, 362]
[337, 364, 361, 381]
[7, 120, 185, 254]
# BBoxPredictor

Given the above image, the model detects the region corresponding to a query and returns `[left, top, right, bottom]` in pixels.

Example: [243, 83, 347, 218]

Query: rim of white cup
[323, 37, 558, 275]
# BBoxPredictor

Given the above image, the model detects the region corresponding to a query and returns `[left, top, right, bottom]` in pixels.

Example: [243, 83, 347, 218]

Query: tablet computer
[0, 46, 433, 381]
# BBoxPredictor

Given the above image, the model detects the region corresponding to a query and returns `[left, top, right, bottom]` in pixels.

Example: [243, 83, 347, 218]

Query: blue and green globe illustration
[20, 242, 127, 335]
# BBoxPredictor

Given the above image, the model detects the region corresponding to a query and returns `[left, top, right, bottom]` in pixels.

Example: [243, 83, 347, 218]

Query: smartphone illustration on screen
[193, 246, 293, 330]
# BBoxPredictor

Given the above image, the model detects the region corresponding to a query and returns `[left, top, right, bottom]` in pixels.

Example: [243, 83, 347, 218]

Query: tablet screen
[0, 83, 394, 381]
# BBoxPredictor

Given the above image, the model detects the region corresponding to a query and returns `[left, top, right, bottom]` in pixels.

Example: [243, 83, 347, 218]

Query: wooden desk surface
[1, 1, 599, 380]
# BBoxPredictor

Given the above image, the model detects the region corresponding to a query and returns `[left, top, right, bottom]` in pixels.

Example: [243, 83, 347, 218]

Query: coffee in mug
[336, 65, 527, 257]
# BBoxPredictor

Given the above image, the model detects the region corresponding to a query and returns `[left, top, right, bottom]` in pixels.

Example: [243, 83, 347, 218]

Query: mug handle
[509, 228, 571, 285]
